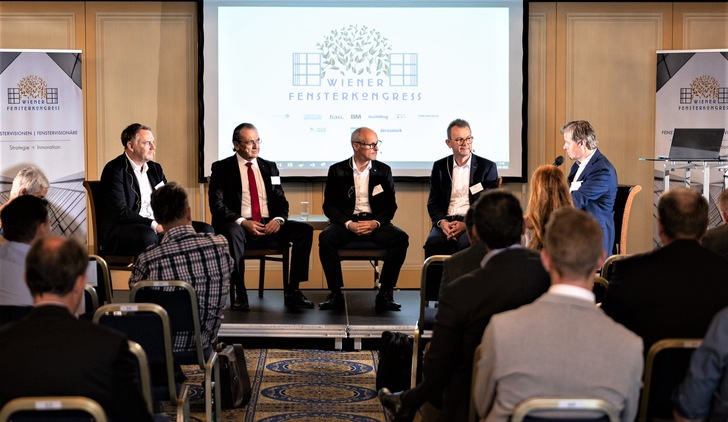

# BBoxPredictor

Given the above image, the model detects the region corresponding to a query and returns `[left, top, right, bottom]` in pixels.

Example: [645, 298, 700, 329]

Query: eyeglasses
[139, 140, 155, 147]
[238, 139, 262, 146]
[355, 140, 382, 149]
[450, 136, 474, 144]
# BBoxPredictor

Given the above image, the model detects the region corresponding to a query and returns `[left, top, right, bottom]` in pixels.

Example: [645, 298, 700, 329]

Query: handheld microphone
[552, 156, 564, 166]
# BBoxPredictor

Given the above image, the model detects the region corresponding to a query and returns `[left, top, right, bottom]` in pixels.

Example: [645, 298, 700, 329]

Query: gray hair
[561, 120, 598, 150]
[10, 166, 49, 198]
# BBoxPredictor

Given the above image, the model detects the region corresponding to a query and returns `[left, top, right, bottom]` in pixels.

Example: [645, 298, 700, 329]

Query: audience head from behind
[472, 189, 523, 251]
[25, 236, 88, 310]
[464, 206, 478, 244]
[524, 165, 573, 250]
[150, 181, 192, 228]
[9, 166, 49, 200]
[717, 188, 728, 224]
[541, 207, 605, 286]
[0, 195, 50, 244]
[658, 187, 708, 244]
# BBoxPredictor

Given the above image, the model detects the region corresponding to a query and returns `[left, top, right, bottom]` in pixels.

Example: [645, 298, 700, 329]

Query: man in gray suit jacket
[474, 208, 643, 422]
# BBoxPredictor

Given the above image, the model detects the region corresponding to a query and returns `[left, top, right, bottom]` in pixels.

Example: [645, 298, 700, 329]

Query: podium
[640, 158, 728, 199]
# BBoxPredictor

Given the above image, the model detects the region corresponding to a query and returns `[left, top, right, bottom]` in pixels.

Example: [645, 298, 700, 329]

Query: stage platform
[112, 289, 421, 350]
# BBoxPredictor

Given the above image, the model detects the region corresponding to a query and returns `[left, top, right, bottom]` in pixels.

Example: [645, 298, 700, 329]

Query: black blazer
[322, 158, 397, 227]
[209, 154, 289, 227]
[0, 305, 153, 422]
[601, 239, 728, 354]
[427, 154, 499, 225]
[423, 247, 550, 421]
[99, 153, 167, 242]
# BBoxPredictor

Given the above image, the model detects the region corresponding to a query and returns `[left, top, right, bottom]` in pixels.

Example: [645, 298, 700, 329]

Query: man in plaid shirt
[129, 182, 233, 353]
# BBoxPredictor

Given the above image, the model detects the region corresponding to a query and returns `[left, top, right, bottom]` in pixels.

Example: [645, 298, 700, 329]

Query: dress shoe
[318, 292, 345, 311]
[284, 290, 314, 309]
[375, 290, 401, 311]
[378, 388, 414, 422]
[231, 294, 249, 311]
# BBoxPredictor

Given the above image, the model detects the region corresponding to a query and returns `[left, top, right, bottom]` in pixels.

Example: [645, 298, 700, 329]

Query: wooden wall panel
[674, 3, 728, 49]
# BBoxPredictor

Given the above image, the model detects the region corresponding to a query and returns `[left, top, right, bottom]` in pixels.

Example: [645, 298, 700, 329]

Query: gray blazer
[474, 292, 644, 422]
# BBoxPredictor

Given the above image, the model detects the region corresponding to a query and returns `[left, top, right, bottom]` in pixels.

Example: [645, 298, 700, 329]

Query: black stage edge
[112, 289, 420, 351]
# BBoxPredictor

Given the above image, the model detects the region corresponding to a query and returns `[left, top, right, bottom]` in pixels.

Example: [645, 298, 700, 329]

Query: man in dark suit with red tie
[209, 123, 314, 310]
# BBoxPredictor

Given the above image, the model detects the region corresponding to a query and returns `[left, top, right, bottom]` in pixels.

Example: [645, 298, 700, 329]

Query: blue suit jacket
[427, 154, 499, 225]
[567, 148, 617, 252]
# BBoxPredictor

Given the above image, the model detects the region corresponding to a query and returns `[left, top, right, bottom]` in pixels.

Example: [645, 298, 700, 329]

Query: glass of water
[300, 201, 310, 221]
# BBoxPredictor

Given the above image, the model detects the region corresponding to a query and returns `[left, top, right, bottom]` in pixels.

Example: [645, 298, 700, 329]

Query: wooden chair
[411, 255, 448, 388]
[638, 338, 702, 422]
[338, 241, 388, 289]
[0, 396, 107, 422]
[83, 180, 135, 271]
[511, 397, 621, 422]
[243, 241, 290, 298]
[612, 184, 642, 255]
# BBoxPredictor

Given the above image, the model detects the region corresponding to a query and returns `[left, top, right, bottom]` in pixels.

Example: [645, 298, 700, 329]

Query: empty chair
[88, 254, 113, 305]
[511, 397, 621, 422]
[411, 255, 448, 387]
[612, 184, 642, 255]
[0, 396, 107, 422]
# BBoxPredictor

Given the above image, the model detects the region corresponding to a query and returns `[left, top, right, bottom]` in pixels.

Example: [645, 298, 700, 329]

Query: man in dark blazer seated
[378, 190, 551, 422]
[318, 127, 409, 311]
[99, 123, 212, 257]
[702, 188, 728, 257]
[209, 122, 314, 310]
[562, 120, 617, 253]
[0, 236, 153, 422]
[425, 118, 499, 257]
[601, 187, 728, 418]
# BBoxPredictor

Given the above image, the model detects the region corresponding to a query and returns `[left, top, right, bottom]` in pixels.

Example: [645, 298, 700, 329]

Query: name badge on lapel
[154, 181, 165, 190]
[372, 184, 384, 196]
[469, 183, 484, 195]
[270, 176, 281, 185]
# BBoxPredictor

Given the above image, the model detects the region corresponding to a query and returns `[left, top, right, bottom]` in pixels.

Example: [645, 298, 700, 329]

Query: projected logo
[679, 75, 728, 104]
[7, 75, 60, 111]
[292, 24, 418, 87]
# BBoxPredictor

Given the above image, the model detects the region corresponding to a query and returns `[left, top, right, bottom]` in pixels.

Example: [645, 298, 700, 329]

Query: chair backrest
[419, 255, 448, 326]
[612, 184, 642, 255]
[83, 180, 103, 256]
[129, 280, 206, 369]
[592, 276, 609, 306]
[638, 338, 702, 422]
[83, 285, 99, 317]
[0, 396, 107, 422]
[511, 397, 621, 422]
[88, 255, 112, 305]
[92, 303, 178, 405]
[127, 340, 154, 415]
[599, 254, 630, 282]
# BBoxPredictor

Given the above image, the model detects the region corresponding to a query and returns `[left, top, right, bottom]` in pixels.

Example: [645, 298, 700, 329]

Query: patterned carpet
[166, 348, 388, 421]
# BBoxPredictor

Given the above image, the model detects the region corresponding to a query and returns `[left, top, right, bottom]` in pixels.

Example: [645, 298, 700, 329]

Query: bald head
[25, 236, 88, 300]
[658, 187, 708, 242]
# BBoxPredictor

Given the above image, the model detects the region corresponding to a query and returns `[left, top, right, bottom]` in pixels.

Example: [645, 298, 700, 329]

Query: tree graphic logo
[315, 24, 393, 77]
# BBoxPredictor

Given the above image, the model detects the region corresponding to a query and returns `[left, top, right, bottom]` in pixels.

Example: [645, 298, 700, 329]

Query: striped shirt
[129, 225, 232, 352]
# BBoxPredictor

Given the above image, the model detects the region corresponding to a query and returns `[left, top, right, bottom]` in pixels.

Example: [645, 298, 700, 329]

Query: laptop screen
[668, 128, 725, 160]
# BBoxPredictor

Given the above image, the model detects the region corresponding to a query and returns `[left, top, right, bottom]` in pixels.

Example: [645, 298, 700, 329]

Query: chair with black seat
[592, 276, 609, 306]
[88, 254, 113, 305]
[410, 255, 448, 388]
[243, 240, 290, 298]
[599, 254, 630, 282]
[638, 338, 702, 422]
[338, 240, 388, 289]
[511, 397, 621, 422]
[83, 180, 135, 271]
[0, 396, 107, 422]
[612, 184, 642, 255]
[82, 285, 99, 318]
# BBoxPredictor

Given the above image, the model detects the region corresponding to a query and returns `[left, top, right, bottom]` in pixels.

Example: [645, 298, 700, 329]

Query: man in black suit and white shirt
[209, 123, 314, 310]
[318, 127, 409, 311]
[0, 236, 153, 422]
[99, 123, 212, 257]
[425, 118, 499, 257]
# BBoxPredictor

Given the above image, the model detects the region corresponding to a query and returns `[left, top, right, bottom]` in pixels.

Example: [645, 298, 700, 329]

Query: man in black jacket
[318, 127, 409, 311]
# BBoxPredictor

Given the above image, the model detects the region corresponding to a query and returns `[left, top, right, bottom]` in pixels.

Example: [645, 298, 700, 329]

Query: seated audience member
[379, 190, 550, 422]
[0, 196, 50, 324]
[129, 182, 232, 353]
[673, 306, 728, 422]
[0, 236, 153, 422]
[701, 188, 728, 257]
[424, 118, 499, 257]
[523, 164, 573, 250]
[474, 207, 643, 422]
[601, 187, 728, 355]
[438, 207, 487, 299]
[0, 166, 49, 231]
[99, 123, 213, 257]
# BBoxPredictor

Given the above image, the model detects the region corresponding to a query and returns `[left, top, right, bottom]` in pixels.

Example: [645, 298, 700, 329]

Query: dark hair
[658, 187, 708, 240]
[1, 195, 48, 243]
[231, 122, 257, 149]
[120, 123, 152, 148]
[560, 120, 598, 150]
[26, 236, 88, 297]
[447, 118, 470, 139]
[472, 189, 523, 249]
[151, 182, 189, 225]
[543, 208, 603, 280]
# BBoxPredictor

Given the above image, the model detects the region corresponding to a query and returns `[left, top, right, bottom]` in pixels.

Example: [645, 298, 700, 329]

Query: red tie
[246, 162, 261, 221]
